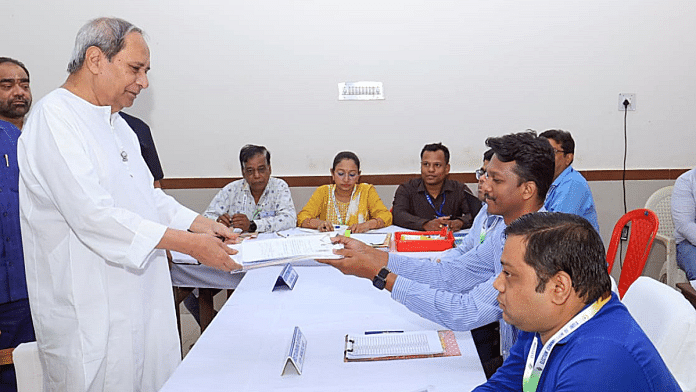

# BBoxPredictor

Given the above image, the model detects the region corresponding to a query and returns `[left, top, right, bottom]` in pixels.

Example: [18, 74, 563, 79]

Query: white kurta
[18, 88, 197, 392]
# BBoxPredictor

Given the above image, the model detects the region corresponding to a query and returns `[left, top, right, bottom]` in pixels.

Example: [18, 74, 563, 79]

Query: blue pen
[365, 330, 403, 335]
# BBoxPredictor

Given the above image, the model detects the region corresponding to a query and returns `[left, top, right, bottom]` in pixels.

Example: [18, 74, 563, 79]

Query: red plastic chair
[607, 209, 659, 298]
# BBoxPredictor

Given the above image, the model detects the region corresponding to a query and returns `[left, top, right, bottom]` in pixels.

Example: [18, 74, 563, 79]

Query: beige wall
[6, 1, 695, 179]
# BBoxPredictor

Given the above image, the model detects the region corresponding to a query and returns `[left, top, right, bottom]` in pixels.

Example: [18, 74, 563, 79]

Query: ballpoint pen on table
[364, 330, 403, 335]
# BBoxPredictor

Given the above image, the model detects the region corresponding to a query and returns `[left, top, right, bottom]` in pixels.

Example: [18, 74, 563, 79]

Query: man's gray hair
[67, 17, 143, 74]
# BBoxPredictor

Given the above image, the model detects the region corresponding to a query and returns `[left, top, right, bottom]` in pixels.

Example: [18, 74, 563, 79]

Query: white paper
[230, 234, 343, 265]
[345, 331, 443, 359]
[350, 233, 388, 247]
[169, 251, 200, 265]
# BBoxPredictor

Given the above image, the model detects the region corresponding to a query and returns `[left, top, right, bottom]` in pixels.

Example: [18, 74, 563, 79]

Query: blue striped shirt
[387, 207, 546, 358]
[435, 203, 503, 261]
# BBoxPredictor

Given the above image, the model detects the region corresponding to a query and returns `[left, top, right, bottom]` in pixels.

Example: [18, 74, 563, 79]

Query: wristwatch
[248, 221, 257, 232]
[372, 267, 391, 290]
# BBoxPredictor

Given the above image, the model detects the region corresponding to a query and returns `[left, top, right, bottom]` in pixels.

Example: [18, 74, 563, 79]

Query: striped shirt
[388, 206, 545, 358]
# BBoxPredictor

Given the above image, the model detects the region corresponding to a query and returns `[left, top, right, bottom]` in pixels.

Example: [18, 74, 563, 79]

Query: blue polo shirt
[0, 119, 28, 305]
[474, 293, 682, 391]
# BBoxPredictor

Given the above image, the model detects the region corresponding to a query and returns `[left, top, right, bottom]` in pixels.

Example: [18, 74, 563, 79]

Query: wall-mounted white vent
[338, 81, 384, 101]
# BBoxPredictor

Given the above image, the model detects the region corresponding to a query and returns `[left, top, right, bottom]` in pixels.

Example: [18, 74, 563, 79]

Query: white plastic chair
[12, 341, 43, 392]
[623, 276, 696, 392]
[644, 186, 688, 288]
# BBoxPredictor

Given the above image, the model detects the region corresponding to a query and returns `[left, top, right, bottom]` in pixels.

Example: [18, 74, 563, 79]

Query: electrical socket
[619, 93, 636, 111]
[620, 225, 630, 241]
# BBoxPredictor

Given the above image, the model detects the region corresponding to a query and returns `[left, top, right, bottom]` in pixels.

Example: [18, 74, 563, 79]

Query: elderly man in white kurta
[18, 18, 241, 392]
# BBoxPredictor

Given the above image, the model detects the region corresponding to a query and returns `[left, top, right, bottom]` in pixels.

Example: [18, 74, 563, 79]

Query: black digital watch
[372, 267, 391, 290]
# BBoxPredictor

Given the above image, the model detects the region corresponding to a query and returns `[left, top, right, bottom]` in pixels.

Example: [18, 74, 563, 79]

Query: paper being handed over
[229, 233, 343, 271]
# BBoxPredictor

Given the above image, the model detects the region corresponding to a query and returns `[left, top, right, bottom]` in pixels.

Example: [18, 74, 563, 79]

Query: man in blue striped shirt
[322, 131, 555, 375]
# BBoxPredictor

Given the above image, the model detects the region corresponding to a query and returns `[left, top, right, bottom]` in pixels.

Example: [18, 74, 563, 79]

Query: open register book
[343, 330, 460, 362]
[229, 233, 343, 271]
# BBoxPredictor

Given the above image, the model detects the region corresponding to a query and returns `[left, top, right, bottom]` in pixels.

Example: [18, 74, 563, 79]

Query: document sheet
[345, 331, 444, 360]
[229, 233, 343, 269]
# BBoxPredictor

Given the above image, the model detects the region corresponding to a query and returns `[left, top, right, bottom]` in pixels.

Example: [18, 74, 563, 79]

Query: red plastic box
[393, 227, 455, 252]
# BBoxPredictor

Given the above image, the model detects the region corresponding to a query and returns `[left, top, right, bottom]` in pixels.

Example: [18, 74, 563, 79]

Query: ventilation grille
[338, 82, 384, 101]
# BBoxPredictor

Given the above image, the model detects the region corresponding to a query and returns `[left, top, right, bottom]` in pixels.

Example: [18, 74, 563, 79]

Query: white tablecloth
[160, 266, 486, 392]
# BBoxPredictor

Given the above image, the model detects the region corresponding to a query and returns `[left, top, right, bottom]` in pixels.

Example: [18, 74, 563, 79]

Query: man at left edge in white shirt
[18, 17, 242, 392]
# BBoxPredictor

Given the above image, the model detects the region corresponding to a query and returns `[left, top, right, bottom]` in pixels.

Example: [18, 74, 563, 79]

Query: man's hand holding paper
[183, 215, 242, 271]
[229, 233, 344, 270]
[317, 236, 389, 280]
[190, 233, 242, 272]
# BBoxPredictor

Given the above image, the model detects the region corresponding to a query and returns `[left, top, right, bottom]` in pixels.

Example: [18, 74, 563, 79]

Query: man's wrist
[248, 220, 257, 232]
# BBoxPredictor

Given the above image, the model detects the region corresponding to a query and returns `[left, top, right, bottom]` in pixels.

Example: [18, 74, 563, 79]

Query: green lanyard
[241, 183, 263, 220]
[522, 295, 610, 392]
[329, 184, 356, 225]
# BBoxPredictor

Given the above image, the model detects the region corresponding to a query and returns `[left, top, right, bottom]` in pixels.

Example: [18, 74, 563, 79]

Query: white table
[168, 227, 465, 336]
[160, 265, 486, 392]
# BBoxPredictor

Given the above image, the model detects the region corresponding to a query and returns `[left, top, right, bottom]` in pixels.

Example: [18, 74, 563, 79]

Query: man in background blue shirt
[539, 129, 599, 232]
[474, 212, 680, 391]
[0, 56, 34, 392]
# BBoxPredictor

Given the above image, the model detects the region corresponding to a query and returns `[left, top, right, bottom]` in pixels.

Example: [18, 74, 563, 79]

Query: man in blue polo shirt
[0, 56, 34, 392]
[539, 129, 599, 232]
[474, 212, 680, 391]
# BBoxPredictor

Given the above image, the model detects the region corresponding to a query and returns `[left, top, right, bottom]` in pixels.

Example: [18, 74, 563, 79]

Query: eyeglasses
[475, 168, 486, 180]
[243, 166, 268, 176]
[553, 148, 566, 155]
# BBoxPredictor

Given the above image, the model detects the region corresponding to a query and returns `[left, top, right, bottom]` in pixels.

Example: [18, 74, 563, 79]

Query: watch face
[372, 275, 386, 290]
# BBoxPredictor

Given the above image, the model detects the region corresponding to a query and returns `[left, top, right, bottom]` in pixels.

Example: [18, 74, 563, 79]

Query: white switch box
[619, 93, 636, 111]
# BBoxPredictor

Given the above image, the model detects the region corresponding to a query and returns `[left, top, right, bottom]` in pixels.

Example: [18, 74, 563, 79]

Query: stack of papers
[345, 331, 444, 360]
[276, 227, 389, 247]
[229, 233, 343, 271]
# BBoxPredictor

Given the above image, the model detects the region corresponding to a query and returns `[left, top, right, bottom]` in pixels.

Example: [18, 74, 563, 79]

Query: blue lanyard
[425, 193, 446, 218]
